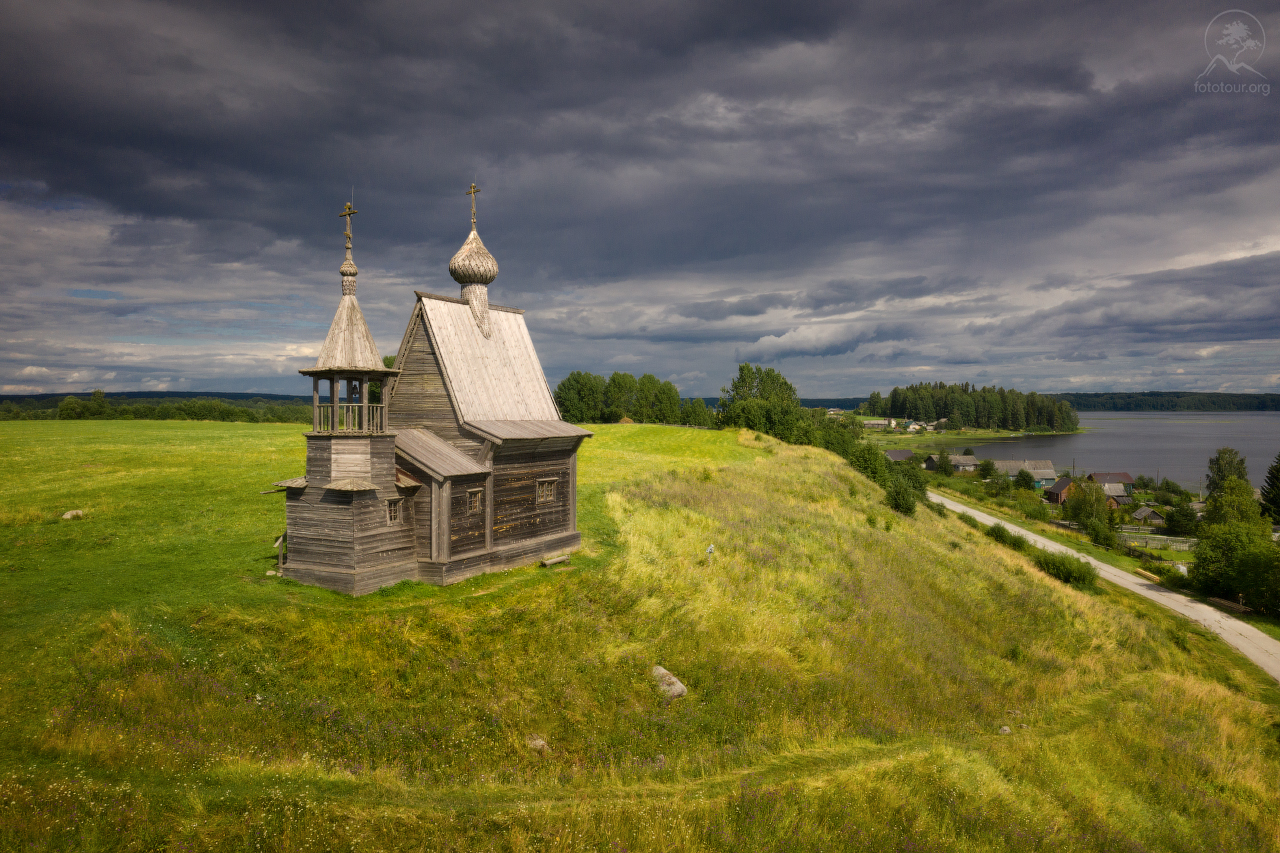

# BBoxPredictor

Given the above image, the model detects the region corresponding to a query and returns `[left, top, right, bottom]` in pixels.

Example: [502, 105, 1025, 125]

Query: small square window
[536, 478, 557, 504]
[386, 499, 402, 525]
[467, 488, 483, 515]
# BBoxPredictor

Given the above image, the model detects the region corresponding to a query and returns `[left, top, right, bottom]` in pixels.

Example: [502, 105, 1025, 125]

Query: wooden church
[273, 188, 591, 594]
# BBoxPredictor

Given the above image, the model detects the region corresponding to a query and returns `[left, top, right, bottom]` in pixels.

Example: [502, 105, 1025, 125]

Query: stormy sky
[3, 0, 1280, 398]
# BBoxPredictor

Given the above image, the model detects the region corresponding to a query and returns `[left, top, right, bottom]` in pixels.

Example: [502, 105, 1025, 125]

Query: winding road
[928, 491, 1280, 684]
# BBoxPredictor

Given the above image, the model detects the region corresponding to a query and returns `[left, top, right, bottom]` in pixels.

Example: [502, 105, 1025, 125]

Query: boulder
[651, 665, 687, 700]
[61, 510, 84, 520]
[999, 725, 1012, 735]
[525, 735, 549, 755]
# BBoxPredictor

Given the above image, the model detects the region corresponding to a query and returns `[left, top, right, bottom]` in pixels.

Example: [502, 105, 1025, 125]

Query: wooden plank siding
[284, 489, 355, 570]
[449, 474, 489, 555]
[492, 452, 573, 546]
[418, 529, 581, 586]
[386, 305, 483, 454]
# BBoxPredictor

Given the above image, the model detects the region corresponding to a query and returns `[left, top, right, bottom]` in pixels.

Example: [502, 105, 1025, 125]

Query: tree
[1063, 480, 1109, 527]
[718, 363, 806, 442]
[867, 391, 883, 416]
[57, 395, 84, 420]
[369, 355, 396, 403]
[632, 373, 662, 423]
[1191, 521, 1274, 597]
[1163, 504, 1199, 537]
[1013, 469, 1036, 491]
[976, 459, 997, 479]
[603, 372, 638, 422]
[554, 371, 606, 423]
[1133, 474, 1156, 491]
[1261, 450, 1280, 523]
[1204, 476, 1270, 533]
[679, 398, 715, 427]
[936, 449, 954, 477]
[652, 378, 681, 424]
[1207, 447, 1248, 496]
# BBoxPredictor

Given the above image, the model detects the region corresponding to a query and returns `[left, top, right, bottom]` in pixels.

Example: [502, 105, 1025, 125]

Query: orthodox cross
[339, 201, 357, 246]
[466, 183, 480, 229]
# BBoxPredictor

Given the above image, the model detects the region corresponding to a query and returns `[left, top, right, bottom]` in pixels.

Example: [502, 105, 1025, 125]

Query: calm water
[968, 412, 1280, 491]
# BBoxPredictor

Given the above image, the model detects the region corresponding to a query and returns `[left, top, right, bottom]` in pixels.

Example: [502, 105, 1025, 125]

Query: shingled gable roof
[414, 291, 592, 442]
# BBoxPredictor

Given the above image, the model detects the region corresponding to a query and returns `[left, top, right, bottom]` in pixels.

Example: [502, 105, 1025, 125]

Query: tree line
[554, 371, 717, 426]
[864, 382, 1079, 432]
[1053, 391, 1280, 412]
[1, 390, 313, 424]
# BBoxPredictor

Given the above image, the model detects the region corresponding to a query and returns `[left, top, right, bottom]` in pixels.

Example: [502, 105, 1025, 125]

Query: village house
[924, 454, 979, 472]
[274, 190, 590, 595]
[1133, 506, 1166, 526]
[863, 418, 896, 429]
[884, 448, 915, 463]
[1044, 477, 1074, 505]
[1101, 482, 1133, 508]
[990, 460, 1057, 488]
[1087, 472, 1135, 495]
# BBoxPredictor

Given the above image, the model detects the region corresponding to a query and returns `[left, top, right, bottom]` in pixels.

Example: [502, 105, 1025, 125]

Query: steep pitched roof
[992, 460, 1057, 478]
[884, 448, 915, 462]
[305, 294, 390, 373]
[1045, 477, 1074, 495]
[416, 291, 560, 422]
[1088, 472, 1135, 485]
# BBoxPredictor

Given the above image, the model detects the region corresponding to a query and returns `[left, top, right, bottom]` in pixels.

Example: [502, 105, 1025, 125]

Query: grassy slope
[1, 422, 1279, 851]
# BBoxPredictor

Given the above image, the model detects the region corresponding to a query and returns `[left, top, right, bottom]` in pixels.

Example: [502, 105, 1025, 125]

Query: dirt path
[928, 491, 1280, 684]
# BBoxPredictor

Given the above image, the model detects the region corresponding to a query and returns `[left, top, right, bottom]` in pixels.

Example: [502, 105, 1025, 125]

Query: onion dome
[448, 229, 499, 285]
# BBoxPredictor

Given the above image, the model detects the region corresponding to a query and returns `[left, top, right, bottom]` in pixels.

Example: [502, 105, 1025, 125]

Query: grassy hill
[2, 421, 1280, 851]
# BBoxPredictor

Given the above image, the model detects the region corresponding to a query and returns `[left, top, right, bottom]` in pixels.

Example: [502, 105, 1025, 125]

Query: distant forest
[1054, 392, 1280, 412]
[0, 390, 312, 423]
[866, 382, 1080, 432]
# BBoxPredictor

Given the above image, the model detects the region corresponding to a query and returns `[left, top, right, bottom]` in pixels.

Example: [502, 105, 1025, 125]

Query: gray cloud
[2, 1, 1280, 396]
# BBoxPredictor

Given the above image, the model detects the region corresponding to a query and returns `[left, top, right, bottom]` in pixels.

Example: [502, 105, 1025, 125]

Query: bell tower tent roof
[300, 202, 397, 378]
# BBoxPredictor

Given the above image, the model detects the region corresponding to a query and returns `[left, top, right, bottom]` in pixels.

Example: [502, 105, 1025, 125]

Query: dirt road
[928, 491, 1280, 684]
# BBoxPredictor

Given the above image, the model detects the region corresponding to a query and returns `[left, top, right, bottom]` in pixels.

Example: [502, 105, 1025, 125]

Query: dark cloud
[2, 1, 1280, 396]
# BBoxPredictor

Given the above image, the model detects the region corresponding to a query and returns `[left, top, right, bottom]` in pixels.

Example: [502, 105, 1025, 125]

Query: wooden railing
[317, 403, 385, 433]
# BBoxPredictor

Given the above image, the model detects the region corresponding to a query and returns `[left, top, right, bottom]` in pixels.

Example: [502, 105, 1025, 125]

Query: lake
[968, 411, 1280, 492]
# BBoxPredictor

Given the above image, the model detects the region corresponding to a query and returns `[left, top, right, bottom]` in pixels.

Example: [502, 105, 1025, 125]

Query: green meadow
[2, 420, 1280, 851]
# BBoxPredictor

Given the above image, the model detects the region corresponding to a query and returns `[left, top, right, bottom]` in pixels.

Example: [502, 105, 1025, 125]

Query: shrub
[1081, 518, 1117, 549]
[1031, 548, 1097, 587]
[985, 523, 1028, 552]
[957, 513, 982, 530]
[885, 478, 917, 516]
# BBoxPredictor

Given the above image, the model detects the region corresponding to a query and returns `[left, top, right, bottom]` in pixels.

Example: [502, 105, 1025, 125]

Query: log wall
[448, 474, 489, 555]
[492, 449, 573, 547]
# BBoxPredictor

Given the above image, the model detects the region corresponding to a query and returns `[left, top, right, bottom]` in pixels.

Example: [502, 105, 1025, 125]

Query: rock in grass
[999, 726, 1012, 735]
[651, 666, 687, 700]
[525, 735, 549, 754]
[61, 510, 84, 520]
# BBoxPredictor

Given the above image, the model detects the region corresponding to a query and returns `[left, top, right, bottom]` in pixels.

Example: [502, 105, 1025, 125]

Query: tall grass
[1, 422, 1279, 850]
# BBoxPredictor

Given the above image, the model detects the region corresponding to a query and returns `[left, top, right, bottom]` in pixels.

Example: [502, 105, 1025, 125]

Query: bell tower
[279, 203, 418, 594]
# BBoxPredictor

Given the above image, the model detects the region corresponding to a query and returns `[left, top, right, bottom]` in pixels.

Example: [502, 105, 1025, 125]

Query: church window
[536, 478, 557, 504]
